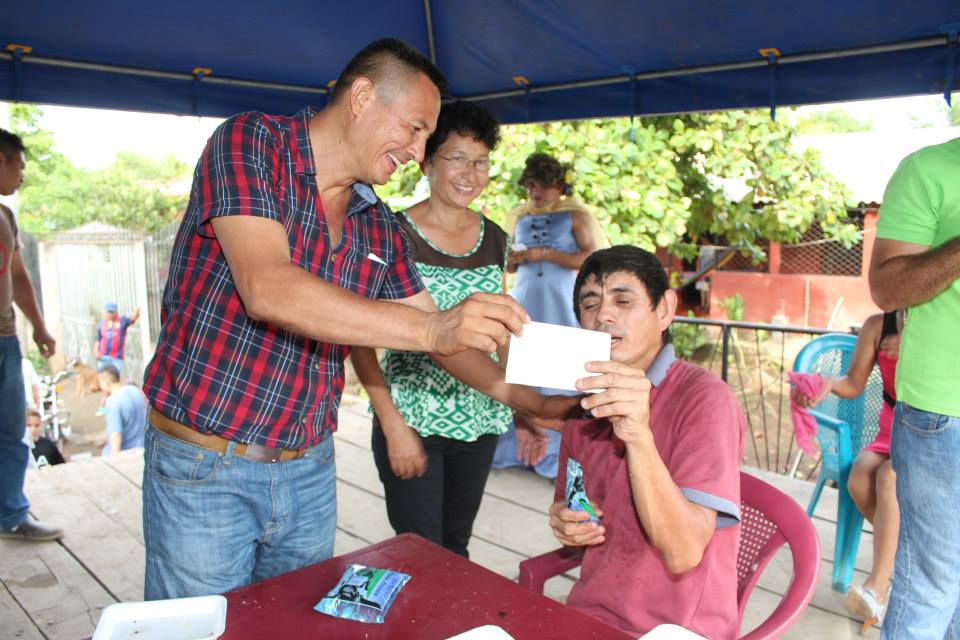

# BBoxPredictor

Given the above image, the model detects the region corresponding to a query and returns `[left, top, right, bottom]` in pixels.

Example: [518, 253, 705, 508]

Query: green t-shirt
[377, 211, 514, 441]
[876, 137, 960, 416]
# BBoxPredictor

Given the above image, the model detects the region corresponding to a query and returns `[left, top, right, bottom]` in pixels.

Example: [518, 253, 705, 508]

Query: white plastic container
[92, 595, 227, 640]
[445, 626, 516, 640]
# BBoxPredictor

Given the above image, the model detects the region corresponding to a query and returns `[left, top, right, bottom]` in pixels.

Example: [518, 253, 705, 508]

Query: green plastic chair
[793, 333, 884, 592]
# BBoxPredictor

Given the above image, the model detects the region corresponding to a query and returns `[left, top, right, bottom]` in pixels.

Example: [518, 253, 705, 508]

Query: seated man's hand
[549, 501, 605, 547]
[576, 360, 652, 445]
[425, 292, 530, 356]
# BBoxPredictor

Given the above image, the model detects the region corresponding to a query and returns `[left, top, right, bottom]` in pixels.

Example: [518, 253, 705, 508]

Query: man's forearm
[871, 236, 960, 310]
[431, 350, 543, 415]
[625, 437, 714, 574]
[246, 265, 432, 352]
[107, 432, 122, 456]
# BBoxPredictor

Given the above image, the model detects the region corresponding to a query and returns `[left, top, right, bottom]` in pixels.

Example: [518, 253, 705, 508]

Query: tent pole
[423, 0, 438, 66]
[0, 33, 946, 104]
[460, 35, 948, 103]
[0, 51, 328, 96]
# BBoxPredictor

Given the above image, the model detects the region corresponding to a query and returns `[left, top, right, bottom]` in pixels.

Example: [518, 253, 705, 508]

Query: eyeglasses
[434, 154, 490, 173]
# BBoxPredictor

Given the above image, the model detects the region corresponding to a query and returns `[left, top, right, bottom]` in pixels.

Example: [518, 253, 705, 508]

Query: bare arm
[869, 236, 960, 311]
[509, 209, 602, 272]
[505, 216, 522, 274]
[210, 215, 528, 355]
[793, 315, 882, 407]
[350, 347, 426, 479]
[107, 432, 123, 457]
[129, 307, 142, 325]
[543, 208, 601, 271]
[11, 251, 55, 358]
[622, 432, 716, 574]
[579, 360, 715, 573]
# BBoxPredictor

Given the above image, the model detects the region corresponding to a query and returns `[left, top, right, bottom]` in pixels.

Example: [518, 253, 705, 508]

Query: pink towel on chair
[788, 372, 824, 455]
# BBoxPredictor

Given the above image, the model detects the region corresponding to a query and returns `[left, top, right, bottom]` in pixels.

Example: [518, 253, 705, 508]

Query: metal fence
[672, 316, 840, 478]
[37, 221, 178, 382]
[144, 222, 178, 345]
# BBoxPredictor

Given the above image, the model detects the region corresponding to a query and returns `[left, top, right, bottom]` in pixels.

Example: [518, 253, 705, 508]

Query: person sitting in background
[94, 302, 140, 376]
[98, 364, 146, 456]
[26, 409, 65, 466]
[548, 246, 745, 638]
[793, 310, 902, 632]
[492, 152, 602, 479]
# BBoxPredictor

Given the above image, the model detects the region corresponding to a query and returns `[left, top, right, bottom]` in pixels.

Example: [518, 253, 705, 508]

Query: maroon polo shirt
[555, 345, 746, 638]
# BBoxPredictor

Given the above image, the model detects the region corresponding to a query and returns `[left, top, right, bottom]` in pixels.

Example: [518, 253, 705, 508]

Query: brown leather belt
[149, 408, 307, 463]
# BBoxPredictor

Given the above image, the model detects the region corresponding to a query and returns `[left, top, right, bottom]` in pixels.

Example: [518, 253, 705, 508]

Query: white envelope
[505, 321, 611, 392]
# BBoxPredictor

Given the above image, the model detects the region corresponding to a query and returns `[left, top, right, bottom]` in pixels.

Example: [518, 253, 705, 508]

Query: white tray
[92, 595, 227, 640]
[446, 625, 516, 639]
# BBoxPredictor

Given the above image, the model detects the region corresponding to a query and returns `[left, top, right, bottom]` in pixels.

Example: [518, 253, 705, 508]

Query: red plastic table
[219, 533, 634, 639]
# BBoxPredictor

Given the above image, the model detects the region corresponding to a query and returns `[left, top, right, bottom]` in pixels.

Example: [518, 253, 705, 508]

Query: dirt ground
[59, 388, 108, 460]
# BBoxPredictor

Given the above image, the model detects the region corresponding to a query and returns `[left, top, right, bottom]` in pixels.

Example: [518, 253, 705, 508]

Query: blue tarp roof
[3, 2, 959, 123]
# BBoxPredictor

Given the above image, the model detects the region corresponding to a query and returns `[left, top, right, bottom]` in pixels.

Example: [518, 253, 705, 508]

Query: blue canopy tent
[2, 2, 959, 123]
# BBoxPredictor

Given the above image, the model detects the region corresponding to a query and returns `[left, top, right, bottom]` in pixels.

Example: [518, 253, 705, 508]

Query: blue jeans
[142, 424, 337, 599]
[97, 356, 124, 376]
[0, 336, 29, 530]
[882, 402, 960, 640]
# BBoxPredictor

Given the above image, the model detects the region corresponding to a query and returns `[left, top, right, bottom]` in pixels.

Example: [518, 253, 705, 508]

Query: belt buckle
[243, 444, 285, 463]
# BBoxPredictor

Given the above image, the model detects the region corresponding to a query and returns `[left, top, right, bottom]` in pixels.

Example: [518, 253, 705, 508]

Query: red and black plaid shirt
[143, 108, 423, 449]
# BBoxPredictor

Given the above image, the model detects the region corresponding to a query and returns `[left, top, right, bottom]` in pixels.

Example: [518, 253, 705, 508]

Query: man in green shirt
[869, 136, 960, 639]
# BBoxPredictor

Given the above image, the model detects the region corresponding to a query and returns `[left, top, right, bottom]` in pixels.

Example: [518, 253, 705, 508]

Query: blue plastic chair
[793, 333, 884, 592]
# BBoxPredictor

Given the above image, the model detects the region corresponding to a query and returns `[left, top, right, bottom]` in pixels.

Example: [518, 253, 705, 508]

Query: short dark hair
[0, 129, 25, 160]
[519, 152, 572, 195]
[99, 364, 121, 383]
[424, 101, 500, 159]
[330, 38, 447, 104]
[573, 245, 673, 343]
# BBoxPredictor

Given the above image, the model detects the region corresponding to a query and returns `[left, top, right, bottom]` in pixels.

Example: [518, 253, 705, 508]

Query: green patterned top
[378, 211, 513, 441]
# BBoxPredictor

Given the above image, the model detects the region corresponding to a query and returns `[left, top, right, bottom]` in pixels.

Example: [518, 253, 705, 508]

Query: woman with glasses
[350, 101, 536, 557]
[491, 152, 602, 479]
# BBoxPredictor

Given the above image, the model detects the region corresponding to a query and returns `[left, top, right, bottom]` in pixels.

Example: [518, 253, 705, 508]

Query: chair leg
[839, 512, 865, 593]
[807, 476, 826, 517]
[832, 485, 864, 592]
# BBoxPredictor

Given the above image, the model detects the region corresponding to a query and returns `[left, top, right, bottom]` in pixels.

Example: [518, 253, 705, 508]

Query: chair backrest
[736, 472, 821, 639]
[793, 333, 884, 452]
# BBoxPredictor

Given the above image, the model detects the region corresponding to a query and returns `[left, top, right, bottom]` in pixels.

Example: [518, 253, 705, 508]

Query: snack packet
[314, 564, 410, 624]
[565, 458, 600, 524]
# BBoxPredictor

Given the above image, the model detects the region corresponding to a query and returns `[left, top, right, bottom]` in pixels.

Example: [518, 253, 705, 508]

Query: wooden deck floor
[2, 399, 878, 639]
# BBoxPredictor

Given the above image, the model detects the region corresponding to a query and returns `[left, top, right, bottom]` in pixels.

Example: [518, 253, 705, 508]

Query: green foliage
[25, 347, 51, 376]
[9, 104, 190, 235]
[671, 312, 708, 360]
[795, 109, 873, 135]
[377, 109, 853, 259]
[948, 94, 960, 127]
[719, 293, 745, 321]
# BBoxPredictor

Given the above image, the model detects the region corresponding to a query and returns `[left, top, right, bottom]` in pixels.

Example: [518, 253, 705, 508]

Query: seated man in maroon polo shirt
[549, 245, 746, 638]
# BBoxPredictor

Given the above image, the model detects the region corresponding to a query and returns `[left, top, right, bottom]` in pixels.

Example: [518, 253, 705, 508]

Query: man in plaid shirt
[142, 39, 570, 599]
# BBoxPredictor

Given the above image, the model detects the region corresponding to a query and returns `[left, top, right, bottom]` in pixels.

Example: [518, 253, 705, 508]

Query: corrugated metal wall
[43, 222, 177, 383]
